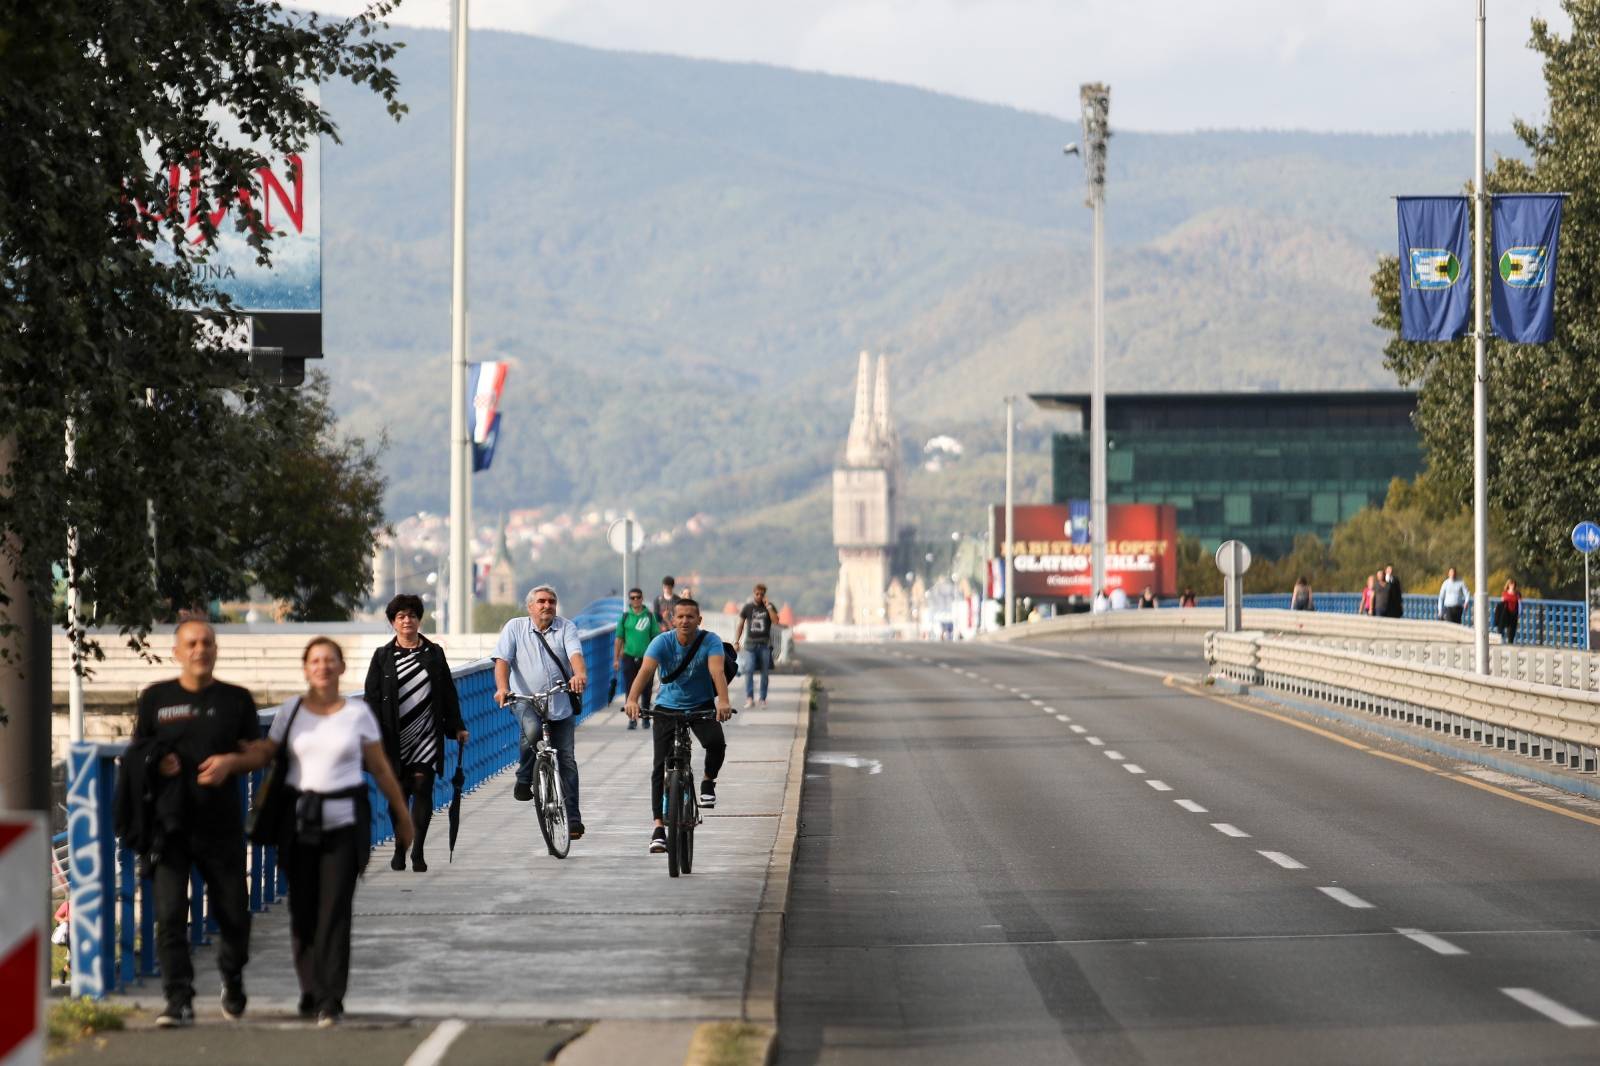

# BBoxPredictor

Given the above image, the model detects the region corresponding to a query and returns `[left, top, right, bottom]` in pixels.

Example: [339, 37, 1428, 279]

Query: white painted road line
[994, 683, 1008, 691]
[1123, 764, 1145, 774]
[1501, 988, 1599, 1028]
[1257, 851, 1306, 870]
[1069, 725, 1087, 734]
[1145, 780, 1174, 792]
[1105, 751, 1125, 761]
[1018, 692, 1032, 700]
[1318, 886, 1375, 909]
[1174, 798, 1205, 811]
[1055, 715, 1072, 723]
[404, 1019, 469, 1066]
[1086, 737, 1105, 747]
[1211, 823, 1251, 838]
[1042, 706, 1057, 714]
[1396, 928, 1467, 956]
[1030, 699, 1046, 706]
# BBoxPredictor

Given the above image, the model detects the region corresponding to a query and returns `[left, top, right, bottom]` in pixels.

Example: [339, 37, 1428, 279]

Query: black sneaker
[156, 1001, 195, 1028]
[700, 779, 716, 807]
[221, 977, 246, 1020]
[569, 823, 585, 841]
[649, 827, 667, 853]
[513, 782, 533, 802]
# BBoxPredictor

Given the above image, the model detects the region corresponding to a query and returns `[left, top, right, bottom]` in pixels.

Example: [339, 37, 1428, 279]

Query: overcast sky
[307, 1, 1568, 133]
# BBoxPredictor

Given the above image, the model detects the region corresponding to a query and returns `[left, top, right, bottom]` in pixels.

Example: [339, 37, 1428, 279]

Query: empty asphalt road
[779, 639, 1600, 1065]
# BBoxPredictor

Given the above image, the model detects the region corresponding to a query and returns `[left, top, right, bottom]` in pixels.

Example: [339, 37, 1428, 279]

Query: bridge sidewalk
[99, 674, 807, 1061]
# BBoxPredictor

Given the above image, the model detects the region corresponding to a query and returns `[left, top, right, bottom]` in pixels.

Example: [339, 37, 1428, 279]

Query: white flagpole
[1472, 0, 1490, 674]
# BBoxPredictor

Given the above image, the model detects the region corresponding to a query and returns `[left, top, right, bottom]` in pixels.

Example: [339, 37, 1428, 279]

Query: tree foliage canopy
[1373, 0, 1600, 595]
[0, 1, 404, 675]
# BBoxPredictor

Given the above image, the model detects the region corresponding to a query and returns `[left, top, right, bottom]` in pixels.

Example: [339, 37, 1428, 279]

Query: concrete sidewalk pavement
[94, 674, 809, 1064]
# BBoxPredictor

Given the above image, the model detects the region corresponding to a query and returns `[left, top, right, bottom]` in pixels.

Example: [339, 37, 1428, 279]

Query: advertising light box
[991, 502, 1178, 599]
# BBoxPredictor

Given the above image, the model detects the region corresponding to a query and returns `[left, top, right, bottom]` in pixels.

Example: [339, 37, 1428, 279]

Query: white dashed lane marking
[1086, 737, 1105, 747]
[1055, 715, 1072, 723]
[1105, 751, 1125, 761]
[1396, 928, 1467, 956]
[1318, 887, 1375, 909]
[1501, 988, 1598, 1028]
[1173, 798, 1204, 810]
[1257, 851, 1306, 870]
[1069, 725, 1087, 734]
[1144, 780, 1173, 792]
[1211, 823, 1250, 838]
[1123, 764, 1145, 774]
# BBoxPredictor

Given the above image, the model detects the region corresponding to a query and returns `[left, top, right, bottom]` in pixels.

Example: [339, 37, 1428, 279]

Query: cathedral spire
[844, 349, 878, 466]
[872, 353, 893, 452]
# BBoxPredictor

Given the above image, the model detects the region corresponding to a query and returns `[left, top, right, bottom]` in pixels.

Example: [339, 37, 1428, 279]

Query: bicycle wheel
[666, 771, 685, 878]
[535, 755, 570, 858]
[679, 786, 696, 875]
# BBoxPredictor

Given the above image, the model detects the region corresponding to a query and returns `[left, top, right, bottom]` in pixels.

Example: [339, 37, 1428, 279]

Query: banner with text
[1396, 196, 1471, 342]
[1491, 193, 1565, 344]
[991, 503, 1178, 600]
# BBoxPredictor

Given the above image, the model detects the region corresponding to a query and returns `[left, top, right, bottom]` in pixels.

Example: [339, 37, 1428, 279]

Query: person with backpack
[733, 582, 779, 708]
[623, 597, 734, 855]
[613, 587, 662, 731]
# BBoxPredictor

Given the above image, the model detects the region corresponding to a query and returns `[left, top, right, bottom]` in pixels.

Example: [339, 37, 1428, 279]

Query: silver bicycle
[506, 682, 572, 859]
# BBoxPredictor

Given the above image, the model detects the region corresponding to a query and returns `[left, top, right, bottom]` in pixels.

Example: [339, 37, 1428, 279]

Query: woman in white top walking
[259, 637, 412, 1027]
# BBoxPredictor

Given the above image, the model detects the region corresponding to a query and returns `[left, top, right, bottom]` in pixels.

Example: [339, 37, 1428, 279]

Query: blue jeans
[513, 706, 581, 825]
[740, 644, 772, 701]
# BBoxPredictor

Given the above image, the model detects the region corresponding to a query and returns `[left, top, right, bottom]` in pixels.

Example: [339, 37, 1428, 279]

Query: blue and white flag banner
[1396, 196, 1471, 342]
[1491, 193, 1565, 344]
[473, 411, 501, 473]
[467, 360, 508, 472]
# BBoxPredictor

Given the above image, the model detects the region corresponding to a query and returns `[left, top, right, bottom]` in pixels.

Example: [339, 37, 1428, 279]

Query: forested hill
[314, 25, 1515, 610]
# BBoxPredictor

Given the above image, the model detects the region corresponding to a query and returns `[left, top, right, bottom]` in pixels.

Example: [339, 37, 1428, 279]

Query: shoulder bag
[246, 698, 302, 845]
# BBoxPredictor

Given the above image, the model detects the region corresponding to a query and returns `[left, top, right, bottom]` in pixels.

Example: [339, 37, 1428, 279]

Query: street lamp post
[447, 0, 472, 635]
[1066, 84, 1110, 602]
[1471, 1, 1490, 674]
[1004, 396, 1016, 627]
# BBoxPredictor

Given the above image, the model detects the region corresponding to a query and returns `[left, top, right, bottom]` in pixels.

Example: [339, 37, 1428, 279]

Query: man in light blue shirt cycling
[624, 597, 732, 854]
[494, 584, 588, 839]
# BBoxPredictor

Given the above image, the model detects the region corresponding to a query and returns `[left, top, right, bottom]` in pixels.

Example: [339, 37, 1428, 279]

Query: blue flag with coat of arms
[1490, 193, 1565, 344]
[1396, 197, 1471, 342]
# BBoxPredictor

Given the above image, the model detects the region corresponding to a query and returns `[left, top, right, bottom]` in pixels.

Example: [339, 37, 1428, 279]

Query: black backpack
[661, 631, 739, 686]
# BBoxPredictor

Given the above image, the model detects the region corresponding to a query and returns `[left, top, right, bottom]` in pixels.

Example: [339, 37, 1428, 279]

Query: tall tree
[1373, 0, 1600, 593]
[0, 1, 405, 690]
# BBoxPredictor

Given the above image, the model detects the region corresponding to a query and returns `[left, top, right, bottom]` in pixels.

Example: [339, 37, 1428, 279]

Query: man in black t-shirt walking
[733, 583, 780, 708]
[132, 620, 260, 1028]
[653, 575, 681, 630]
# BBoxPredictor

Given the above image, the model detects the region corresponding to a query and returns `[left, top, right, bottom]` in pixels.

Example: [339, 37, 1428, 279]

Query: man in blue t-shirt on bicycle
[624, 597, 733, 854]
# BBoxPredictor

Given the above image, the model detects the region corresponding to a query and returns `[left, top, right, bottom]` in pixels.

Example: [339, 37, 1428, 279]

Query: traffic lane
[782, 647, 1565, 1064]
[951, 644, 1600, 1034]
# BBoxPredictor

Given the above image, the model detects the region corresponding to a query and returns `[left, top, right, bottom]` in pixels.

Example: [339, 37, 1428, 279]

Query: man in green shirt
[614, 587, 662, 730]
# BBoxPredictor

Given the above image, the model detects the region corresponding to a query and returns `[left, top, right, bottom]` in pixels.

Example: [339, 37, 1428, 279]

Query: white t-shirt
[268, 696, 380, 829]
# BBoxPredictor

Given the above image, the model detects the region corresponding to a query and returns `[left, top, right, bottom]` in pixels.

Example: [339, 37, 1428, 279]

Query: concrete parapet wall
[987, 607, 1480, 647]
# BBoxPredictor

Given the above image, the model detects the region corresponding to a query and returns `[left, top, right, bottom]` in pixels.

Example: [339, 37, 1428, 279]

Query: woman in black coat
[364, 594, 467, 872]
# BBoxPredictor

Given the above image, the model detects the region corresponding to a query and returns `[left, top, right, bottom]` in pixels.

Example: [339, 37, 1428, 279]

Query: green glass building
[1033, 391, 1422, 559]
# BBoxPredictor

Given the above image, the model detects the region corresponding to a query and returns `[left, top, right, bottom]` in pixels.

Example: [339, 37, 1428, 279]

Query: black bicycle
[639, 707, 725, 877]
[506, 683, 572, 859]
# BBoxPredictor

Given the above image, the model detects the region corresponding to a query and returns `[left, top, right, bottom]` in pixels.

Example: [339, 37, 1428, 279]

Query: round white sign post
[607, 518, 646, 598]
[1572, 522, 1600, 651]
[1214, 540, 1252, 633]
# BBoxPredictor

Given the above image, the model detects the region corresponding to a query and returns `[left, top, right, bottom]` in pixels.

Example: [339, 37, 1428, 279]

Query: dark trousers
[650, 711, 727, 820]
[288, 825, 362, 1015]
[153, 832, 250, 1005]
[1443, 604, 1465, 624]
[392, 766, 436, 862]
[621, 654, 653, 709]
[514, 709, 581, 825]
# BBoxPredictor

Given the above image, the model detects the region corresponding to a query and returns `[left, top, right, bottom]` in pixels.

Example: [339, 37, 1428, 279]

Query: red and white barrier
[0, 813, 47, 1066]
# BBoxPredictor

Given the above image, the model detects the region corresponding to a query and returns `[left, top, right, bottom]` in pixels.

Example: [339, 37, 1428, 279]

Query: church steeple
[844, 349, 877, 467]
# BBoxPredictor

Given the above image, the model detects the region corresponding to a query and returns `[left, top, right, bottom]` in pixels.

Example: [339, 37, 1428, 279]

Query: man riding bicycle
[624, 598, 732, 854]
[494, 585, 588, 840]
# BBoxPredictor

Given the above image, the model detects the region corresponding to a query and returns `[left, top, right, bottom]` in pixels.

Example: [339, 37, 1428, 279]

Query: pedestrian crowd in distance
[112, 576, 786, 1030]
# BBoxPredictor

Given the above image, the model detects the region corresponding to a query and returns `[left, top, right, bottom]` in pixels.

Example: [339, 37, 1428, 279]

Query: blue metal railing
[1161, 592, 1588, 648]
[66, 621, 619, 998]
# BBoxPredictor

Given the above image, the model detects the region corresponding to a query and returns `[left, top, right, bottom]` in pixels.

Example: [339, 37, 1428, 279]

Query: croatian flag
[467, 361, 507, 472]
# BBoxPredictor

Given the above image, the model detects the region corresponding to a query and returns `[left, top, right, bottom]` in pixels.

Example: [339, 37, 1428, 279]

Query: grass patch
[807, 677, 820, 711]
[685, 1022, 773, 1066]
[48, 997, 129, 1050]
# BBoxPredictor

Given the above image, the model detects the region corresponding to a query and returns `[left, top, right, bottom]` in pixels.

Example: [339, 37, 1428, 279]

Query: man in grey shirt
[494, 585, 589, 838]
[1437, 566, 1471, 624]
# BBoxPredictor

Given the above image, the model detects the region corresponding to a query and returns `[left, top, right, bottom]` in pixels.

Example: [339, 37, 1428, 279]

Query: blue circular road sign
[1573, 522, 1600, 554]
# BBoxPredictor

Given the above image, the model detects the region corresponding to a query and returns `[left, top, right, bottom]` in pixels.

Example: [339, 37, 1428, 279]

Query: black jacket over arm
[363, 634, 465, 776]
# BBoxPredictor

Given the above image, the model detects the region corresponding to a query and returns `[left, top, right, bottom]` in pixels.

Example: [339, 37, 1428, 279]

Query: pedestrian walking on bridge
[1438, 567, 1470, 624]
[734, 582, 779, 707]
[614, 587, 661, 731]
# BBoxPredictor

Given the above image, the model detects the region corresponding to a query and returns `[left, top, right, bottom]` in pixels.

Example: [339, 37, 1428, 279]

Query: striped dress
[394, 645, 439, 771]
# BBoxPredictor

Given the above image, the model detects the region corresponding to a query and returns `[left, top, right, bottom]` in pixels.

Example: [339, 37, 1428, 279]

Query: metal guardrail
[65, 623, 617, 998]
[1206, 630, 1600, 779]
[1173, 593, 1588, 648]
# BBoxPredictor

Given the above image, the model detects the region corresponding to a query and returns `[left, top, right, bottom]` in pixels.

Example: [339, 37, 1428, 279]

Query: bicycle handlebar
[505, 680, 571, 707]
[632, 706, 734, 722]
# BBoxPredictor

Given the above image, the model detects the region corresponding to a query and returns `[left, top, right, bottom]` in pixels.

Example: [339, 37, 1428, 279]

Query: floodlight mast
[1073, 83, 1111, 602]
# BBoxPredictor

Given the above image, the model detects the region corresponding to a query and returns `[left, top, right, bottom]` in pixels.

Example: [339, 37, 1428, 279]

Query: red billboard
[991, 503, 1178, 599]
